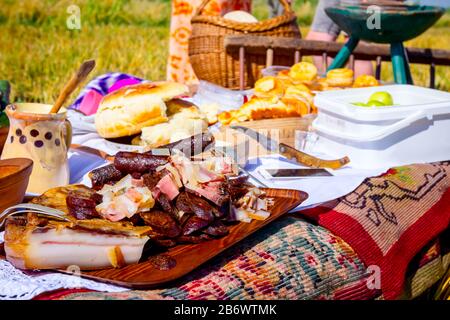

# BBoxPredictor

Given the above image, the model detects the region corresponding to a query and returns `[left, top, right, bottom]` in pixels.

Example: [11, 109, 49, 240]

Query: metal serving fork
[0, 203, 70, 230]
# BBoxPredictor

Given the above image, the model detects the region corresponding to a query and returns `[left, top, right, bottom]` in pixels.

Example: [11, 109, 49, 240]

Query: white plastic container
[311, 85, 450, 169]
[261, 66, 290, 77]
[193, 80, 253, 111]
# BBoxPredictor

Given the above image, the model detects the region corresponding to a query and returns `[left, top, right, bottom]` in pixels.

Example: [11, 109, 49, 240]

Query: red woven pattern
[314, 162, 450, 299]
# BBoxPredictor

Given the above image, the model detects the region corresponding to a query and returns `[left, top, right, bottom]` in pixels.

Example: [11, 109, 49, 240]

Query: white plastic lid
[314, 84, 450, 122]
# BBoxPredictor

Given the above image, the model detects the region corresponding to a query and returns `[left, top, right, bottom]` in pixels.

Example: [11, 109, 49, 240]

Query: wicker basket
[189, 0, 301, 89]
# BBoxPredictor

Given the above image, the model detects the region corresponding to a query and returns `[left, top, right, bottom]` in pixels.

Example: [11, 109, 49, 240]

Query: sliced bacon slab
[4, 216, 150, 270]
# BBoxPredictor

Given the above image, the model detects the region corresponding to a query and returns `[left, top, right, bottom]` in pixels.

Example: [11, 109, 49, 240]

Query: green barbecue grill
[325, 2, 445, 84]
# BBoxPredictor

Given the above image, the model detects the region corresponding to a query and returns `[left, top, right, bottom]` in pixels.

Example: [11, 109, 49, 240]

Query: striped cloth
[68, 73, 143, 113]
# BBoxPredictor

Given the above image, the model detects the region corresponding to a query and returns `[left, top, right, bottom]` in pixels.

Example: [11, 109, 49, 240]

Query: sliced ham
[155, 173, 180, 200]
[197, 165, 222, 183]
[96, 175, 155, 222]
[186, 180, 228, 206]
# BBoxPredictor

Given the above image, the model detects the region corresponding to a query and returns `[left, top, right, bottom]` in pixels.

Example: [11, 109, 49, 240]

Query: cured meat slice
[182, 216, 210, 235]
[175, 192, 218, 223]
[155, 174, 180, 200]
[203, 220, 229, 237]
[139, 210, 181, 238]
[188, 194, 216, 223]
[155, 193, 176, 216]
[186, 181, 229, 206]
[143, 169, 180, 201]
[175, 192, 193, 214]
[152, 238, 178, 248]
[95, 175, 155, 222]
[148, 254, 177, 270]
[142, 169, 170, 190]
[67, 206, 99, 220]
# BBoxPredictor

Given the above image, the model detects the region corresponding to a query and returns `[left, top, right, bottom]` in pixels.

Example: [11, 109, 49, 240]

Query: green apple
[368, 91, 393, 106]
[366, 100, 385, 107]
[351, 102, 368, 107]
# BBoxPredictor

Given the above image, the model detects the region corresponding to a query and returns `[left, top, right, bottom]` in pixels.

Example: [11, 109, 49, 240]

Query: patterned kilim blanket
[36, 162, 450, 300]
[305, 161, 450, 299]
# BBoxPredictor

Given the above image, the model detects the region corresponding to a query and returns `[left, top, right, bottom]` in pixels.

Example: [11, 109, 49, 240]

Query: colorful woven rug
[305, 161, 450, 299]
[36, 162, 450, 300]
[40, 217, 374, 300]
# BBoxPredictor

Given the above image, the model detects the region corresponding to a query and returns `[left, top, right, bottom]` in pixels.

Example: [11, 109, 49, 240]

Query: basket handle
[194, 0, 293, 18]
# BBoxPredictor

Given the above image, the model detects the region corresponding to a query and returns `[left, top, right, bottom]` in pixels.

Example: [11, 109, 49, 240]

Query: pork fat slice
[4, 217, 150, 270]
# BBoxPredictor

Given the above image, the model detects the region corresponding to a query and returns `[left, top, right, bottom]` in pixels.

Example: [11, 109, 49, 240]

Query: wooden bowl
[0, 126, 8, 154]
[0, 158, 33, 212]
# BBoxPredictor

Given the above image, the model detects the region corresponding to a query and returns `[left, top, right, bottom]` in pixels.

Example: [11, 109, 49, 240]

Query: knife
[230, 125, 350, 170]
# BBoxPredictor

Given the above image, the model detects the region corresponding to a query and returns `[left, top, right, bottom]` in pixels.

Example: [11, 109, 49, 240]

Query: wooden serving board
[50, 188, 306, 289]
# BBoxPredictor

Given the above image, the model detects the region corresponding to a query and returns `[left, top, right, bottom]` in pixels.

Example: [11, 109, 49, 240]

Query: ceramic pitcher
[1, 103, 72, 194]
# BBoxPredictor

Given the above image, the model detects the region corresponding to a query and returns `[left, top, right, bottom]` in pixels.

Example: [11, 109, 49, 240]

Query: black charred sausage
[114, 152, 169, 174]
[88, 164, 124, 190]
[66, 190, 102, 220]
[152, 132, 215, 158]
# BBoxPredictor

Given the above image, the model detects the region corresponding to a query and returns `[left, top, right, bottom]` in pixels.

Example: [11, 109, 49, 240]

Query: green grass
[0, 0, 449, 104]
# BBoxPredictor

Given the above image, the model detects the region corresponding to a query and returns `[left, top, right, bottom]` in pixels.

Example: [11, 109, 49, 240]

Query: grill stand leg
[327, 36, 360, 71]
[391, 42, 412, 84]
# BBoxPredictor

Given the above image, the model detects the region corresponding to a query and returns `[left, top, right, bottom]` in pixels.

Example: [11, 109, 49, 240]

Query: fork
[0, 203, 70, 230]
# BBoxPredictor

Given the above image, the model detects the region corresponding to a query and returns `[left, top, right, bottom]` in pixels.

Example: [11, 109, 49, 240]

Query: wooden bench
[224, 35, 450, 90]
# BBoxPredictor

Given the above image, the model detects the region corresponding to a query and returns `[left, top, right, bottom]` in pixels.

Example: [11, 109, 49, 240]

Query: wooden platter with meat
[0, 133, 308, 288]
[58, 187, 306, 288]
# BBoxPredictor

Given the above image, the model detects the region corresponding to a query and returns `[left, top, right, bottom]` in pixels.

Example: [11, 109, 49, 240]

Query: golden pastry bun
[243, 96, 309, 120]
[218, 95, 310, 125]
[306, 78, 329, 91]
[353, 74, 379, 88]
[284, 85, 314, 107]
[197, 102, 220, 125]
[95, 82, 189, 138]
[326, 68, 354, 87]
[254, 76, 285, 98]
[288, 62, 318, 82]
[140, 106, 208, 148]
